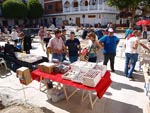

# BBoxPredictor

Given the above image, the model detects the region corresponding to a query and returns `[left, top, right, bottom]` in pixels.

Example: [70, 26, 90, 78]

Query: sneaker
[129, 76, 135, 81]
[111, 69, 115, 72]
[133, 69, 138, 72]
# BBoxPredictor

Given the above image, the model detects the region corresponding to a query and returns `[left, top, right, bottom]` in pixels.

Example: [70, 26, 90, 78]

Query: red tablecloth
[31, 69, 112, 98]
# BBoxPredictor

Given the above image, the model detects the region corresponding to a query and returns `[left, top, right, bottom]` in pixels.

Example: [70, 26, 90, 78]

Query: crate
[16, 67, 32, 85]
[38, 62, 55, 73]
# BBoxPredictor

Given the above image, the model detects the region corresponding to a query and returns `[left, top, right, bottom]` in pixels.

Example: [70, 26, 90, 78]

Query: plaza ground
[0, 34, 150, 113]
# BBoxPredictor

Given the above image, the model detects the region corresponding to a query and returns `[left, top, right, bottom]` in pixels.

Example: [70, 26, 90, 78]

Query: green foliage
[2, 0, 28, 19]
[107, 0, 141, 10]
[27, 0, 44, 19]
[106, 0, 150, 23]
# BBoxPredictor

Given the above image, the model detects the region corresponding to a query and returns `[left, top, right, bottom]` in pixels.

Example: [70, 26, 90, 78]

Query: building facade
[43, 0, 118, 27]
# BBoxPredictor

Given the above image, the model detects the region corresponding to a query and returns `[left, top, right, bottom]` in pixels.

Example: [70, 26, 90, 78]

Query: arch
[80, 0, 88, 6]
[64, 0, 70, 8]
[89, 0, 97, 5]
[72, 0, 79, 7]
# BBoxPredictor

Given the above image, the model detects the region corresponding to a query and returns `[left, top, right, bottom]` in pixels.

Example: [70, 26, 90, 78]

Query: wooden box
[16, 67, 32, 85]
[38, 62, 55, 73]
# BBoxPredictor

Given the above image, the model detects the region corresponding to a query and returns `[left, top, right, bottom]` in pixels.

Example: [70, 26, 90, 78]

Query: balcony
[80, 6, 88, 11]
[64, 7, 71, 12]
[63, 4, 117, 13]
[89, 5, 98, 10]
[72, 7, 79, 12]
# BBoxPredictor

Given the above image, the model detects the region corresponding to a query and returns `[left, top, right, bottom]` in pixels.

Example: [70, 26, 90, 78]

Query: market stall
[31, 61, 112, 109]
[1, 52, 48, 71]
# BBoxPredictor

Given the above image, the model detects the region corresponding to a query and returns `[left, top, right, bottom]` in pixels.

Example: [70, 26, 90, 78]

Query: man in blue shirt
[99, 28, 120, 72]
[125, 25, 133, 38]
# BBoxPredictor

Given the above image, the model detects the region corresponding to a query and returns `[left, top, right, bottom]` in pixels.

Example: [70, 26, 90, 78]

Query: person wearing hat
[47, 29, 65, 62]
[99, 28, 120, 72]
[65, 31, 81, 63]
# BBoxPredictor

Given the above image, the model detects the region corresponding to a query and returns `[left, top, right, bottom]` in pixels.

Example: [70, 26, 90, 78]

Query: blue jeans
[143, 31, 147, 39]
[124, 53, 138, 78]
[52, 53, 63, 62]
[88, 56, 97, 63]
[69, 56, 78, 63]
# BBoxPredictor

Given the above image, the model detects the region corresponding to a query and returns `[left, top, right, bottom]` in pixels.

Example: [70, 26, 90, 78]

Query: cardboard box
[38, 62, 47, 72]
[16, 67, 32, 85]
[38, 62, 55, 73]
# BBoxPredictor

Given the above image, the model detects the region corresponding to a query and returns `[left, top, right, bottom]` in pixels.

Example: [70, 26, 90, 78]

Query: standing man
[47, 29, 65, 62]
[61, 29, 67, 61]
[38, 26, 47, 51]
[124, 30, 150, 80]
[142, 25, 147, 39]
[19, 32, 32, 54]
[65, 31, 81, 63]
[125, 24, 133, 39]
[99, 28, 120, 72]
[10, 29, 19, 46]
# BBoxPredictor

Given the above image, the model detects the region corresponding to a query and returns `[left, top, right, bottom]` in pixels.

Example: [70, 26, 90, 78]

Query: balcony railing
[80, 6, 88, 11]
[63, 4, 117, 13]
[89, 5, 98, 10]
[72, 7, 79, 12]
[64, 7, 71, 12]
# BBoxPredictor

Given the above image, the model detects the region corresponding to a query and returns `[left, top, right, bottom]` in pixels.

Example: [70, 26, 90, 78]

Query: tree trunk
[130, 6, 136, 25]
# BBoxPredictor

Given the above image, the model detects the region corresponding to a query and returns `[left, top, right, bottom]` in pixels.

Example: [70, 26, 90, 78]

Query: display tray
[82, 69, 102, 87]
[15, 52, 42, 63]
[62, 70, 80, 80]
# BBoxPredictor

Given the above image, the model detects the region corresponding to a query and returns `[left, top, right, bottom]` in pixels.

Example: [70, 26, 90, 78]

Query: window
[48, 5, 53, 10]
[85, 0, 88, 6]
[80, 0, 88, 6]
[64, 1, 70, 8]
[73, 0, 78, 7]
[89, 0, 97, 5]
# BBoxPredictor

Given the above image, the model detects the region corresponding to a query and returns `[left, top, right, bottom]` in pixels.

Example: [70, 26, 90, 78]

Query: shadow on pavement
[110, 81, 144, 92]
[0, 69, 12, 78]
[40, 107, 54, 113]
[46, 95, 143, 113]
[114, 70, 145, 82]
[114, 70, 125, 77]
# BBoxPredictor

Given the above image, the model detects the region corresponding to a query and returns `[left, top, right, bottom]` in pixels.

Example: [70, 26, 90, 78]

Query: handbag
[84, 45, 92, 60]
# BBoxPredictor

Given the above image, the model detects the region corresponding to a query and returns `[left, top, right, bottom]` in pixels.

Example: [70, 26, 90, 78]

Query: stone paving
[0, 35, 149, 113]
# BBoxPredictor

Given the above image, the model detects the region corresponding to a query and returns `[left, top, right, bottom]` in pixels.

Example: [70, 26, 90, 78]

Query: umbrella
[136, 19, 150, 26]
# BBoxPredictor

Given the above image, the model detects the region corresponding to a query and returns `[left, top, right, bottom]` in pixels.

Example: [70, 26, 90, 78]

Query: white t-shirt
[125, 36, 139, 54]
[11, 31, 19, 40]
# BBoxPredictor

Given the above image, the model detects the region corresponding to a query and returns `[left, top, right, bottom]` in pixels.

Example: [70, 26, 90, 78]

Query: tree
[2, 0, 28, 19]
[27, 0, 44, 19]
[107, 0, 150, 24]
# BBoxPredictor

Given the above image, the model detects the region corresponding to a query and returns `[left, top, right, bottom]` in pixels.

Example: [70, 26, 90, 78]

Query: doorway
[2, 20, 8, 26]
[53, 18, 56, 26]
[76, 17, 80, 26]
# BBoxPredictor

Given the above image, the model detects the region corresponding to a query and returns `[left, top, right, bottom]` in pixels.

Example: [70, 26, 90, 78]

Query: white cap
[108, 28, 114, 32]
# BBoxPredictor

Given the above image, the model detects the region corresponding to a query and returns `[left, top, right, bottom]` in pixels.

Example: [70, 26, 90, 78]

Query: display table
[0, 52, 48, 72]
[142, 65, 150, 96]
[31, 69, 112, 109]
[142, 65, 150, 113]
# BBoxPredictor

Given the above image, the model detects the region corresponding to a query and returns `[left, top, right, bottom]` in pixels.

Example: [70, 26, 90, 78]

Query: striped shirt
[47, 37, 64, 51]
